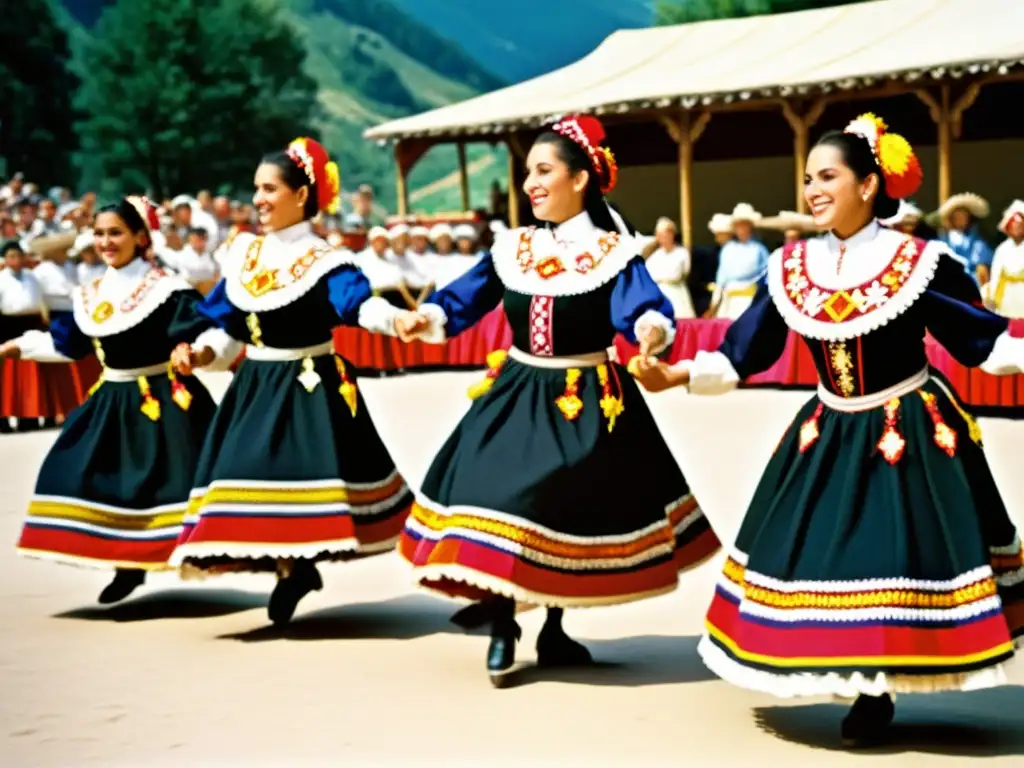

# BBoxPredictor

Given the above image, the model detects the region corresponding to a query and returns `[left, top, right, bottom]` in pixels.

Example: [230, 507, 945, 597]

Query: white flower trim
[980, 331, 1024, 375]
[192, 328, 243, 372]
[491, 226, 639, 297]
[767, 236, 944, 341]
[416, 302, 448, 344]
[633, 308, 675, 355]
[697, 634, 1012, 699]
[357, 295, 402, 336]
[222, 233, 357, 313]
[15, 330, 73, 363]
[73, 271, 192, 338]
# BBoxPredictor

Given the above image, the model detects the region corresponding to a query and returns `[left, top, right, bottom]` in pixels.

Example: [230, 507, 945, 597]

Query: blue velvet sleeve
[923, 253, 1008, 367]
[194, 279, 238, 329]
[610, 256, 674, 344]
[718, 282, 790, 378]
[425, 253, 504, 337]
[326, 265, 374, 327]
[50, 313, 93, 360]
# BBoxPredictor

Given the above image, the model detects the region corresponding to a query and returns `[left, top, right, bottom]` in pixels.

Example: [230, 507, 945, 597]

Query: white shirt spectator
[0, 268, 44, 316]
[162, 246, 219, 283]
[32, 260, 77, 312]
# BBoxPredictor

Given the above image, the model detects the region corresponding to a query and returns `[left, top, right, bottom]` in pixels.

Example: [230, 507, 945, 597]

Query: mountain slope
[56, 0, 508, 212]
[389, 0, 655, 82]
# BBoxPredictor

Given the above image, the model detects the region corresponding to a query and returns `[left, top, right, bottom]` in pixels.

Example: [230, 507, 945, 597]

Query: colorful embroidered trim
[799, 403, 824, 452]
[919, 390, 957, 457]
[876, 397, 906, 465]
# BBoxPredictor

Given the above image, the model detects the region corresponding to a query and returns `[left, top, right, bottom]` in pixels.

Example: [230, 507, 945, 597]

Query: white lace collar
[767, 220, 944, 341]
[491, 211, 637, 297]
[223, 220, 354, 312]
[73, 257, 192, 337]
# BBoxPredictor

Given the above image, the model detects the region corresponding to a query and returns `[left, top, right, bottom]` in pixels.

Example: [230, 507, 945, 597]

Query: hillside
[55, 0, 510, 213]
[389, 0, 655, 82]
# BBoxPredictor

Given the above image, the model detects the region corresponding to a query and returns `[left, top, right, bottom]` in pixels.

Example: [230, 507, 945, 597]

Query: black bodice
[503, 282, 618, 356]
[223, 283, 337, 349]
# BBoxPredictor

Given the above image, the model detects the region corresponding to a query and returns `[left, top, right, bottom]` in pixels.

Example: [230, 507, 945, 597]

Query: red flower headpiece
[125, 195, 159, 247]
[286, 137, 341, 214]
[551, 115, 619, 195]
[844, 113, 923, 201]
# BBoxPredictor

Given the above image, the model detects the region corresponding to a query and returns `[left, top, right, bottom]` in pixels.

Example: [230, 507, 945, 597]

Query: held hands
[636, 323, 667, 358]
[394, 311, 430, 342]
[170, 343, 214, 376]
[628, 355, 689, 393]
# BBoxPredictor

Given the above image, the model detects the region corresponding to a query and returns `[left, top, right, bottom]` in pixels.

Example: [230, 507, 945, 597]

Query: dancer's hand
[631, 357, 688, 393]
[0, 341, 21, 360]
[171, 343, 214, 375]
[395, 311, 429, 342]
[637, 323, 667, 357]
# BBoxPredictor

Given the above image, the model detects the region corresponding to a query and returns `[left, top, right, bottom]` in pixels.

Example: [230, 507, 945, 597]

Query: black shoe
[451, 601, 497, 630]
[841, 694, 894, 748]
[536, 620, 593, 667]
[98, 569, 146, 604]
[267, 561, 323, 626]
[487, 620, 522, 688]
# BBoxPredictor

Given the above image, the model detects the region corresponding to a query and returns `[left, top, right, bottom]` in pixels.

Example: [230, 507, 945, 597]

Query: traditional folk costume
[0, 266, 81, 428]
[645, 221, 696, 320]
[987, 201, 1024, 318]
[397, 206, 719, 607]
[12, 255, 235, 580]
[712, 204, 770, 320]
[170, 139, 413, 623]
[677, 118, 1022, 734]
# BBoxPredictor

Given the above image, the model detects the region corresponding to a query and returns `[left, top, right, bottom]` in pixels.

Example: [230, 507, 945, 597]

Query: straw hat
[654, 216, 677, 235]
[409, 225, 430, 238]
[729, 203, 762, 225]
[429, 223, 453, 241]
[27, 232, 76, 258]
[453, 223, 477, 241]
[367, 226, 390, 242]
[938, 192, 989, 225]
[69, 230, 95, 258]
[759, 210, 816, 233]
[388, 223, 409, 238]
[708, 213, 732, 234]
[997, 200, 1024, 235]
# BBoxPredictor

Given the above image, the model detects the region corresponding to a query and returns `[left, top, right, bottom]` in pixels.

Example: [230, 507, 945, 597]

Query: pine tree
[75, 0, 319, 199]
[0, 0, 80, 186]
[653, 0, 863, 26]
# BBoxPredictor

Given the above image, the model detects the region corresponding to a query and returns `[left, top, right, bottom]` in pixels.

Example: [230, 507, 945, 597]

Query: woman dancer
[634, 113, 1024, 746]
[392, 115, 720, 686]
[169, 138, 413, 626]
[1, 198, 235, 603]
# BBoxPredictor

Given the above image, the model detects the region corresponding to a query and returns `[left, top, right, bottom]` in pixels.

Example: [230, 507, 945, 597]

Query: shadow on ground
[53, 588, 267, 622]
[754, 686, 1024, 756]
[216, 594, 463, 643]
[481, 634, 716, 689]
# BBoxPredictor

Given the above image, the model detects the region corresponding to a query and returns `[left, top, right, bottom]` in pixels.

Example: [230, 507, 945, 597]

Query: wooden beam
[938, 84, 951, 204]
[951, 81, 984, 139]
[780, 98, 827, 213]
[457, 141, 470, 211]
[394, 142, 409, 217]
[659, 111, 711, 252]
[506, 137, 520, 228]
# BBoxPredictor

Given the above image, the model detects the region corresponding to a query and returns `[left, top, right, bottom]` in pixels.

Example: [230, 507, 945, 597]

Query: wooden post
[916, 81, 988, 205]
[457, 141, 470, 212]
[780, 99, 827, 213]
[659, 111, 710, 252]
[394, 141, 409, 217]
[506, 138, 520, 228]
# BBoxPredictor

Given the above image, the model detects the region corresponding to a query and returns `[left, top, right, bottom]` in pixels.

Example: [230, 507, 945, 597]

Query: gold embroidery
[239, 237, 327, 297]
[798, 403, 824, 452]
[246, 313, 264, 347]
[137, 376, 161, 421]
[92, 301, 114, 324]
[919, 390, 957, 457]
[876, 397, 906, 464]
[88, 339, 105, 396]
[297, 357, 321, 392]
[334, 356, 357, 417]
[827, 342, 856, 397]
[555, 368, 583, 421]
[597, 364, 624, 433]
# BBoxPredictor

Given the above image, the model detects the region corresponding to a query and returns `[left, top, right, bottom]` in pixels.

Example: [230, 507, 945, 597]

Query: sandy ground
[1, 371, 1023, 767]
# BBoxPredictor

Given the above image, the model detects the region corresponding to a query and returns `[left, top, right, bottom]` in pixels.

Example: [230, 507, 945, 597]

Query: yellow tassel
[88, 339, 106, 397]
[467, 349, 508, 400]
[87, 376, 104, 397]
[167, 365, 192, 412]
[555, 368, 583, 421]
[137, 376, 161, 421]
[597, 364, 624, 433]
[335, 356, 357, 417]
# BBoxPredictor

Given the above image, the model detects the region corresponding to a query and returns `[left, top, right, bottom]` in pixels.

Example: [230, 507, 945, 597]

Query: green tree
[76, 0, 319, 199]
[654, 0, 863, 25]
[0, 0, 80, 185]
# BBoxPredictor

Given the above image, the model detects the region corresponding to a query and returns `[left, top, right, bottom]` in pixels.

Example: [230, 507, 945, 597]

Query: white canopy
[366, 0, 1024, 141]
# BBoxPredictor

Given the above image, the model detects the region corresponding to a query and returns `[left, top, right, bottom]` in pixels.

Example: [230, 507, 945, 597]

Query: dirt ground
[1, 372, 1022, 767]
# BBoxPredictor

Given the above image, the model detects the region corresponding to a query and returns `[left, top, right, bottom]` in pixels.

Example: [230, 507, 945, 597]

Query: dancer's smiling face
[523, 140, 589, 225]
